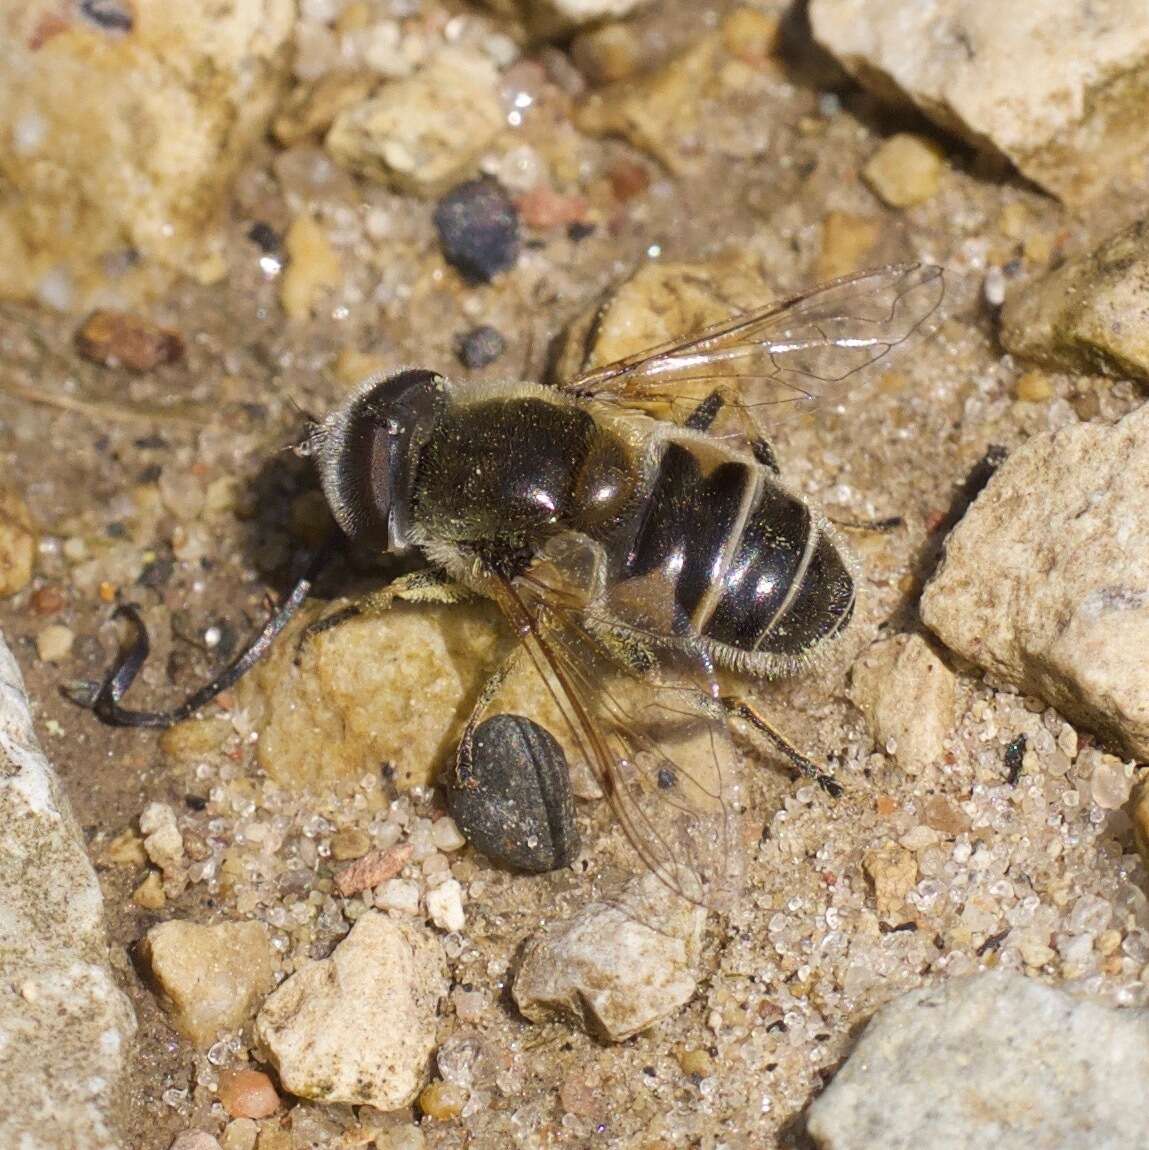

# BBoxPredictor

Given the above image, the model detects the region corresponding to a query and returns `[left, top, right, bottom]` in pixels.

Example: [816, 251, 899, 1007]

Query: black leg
[67, 550, 328, 729]
[684, 390, 780, 473]
[722, 696, 843, 796]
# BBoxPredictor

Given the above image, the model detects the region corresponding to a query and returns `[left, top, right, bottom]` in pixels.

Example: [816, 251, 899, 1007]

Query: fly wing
[560, 263, 945, 434]
[486, 540, 744, 910]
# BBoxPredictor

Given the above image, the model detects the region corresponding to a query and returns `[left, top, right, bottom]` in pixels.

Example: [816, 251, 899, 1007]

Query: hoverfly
[82, 263, 945, 910]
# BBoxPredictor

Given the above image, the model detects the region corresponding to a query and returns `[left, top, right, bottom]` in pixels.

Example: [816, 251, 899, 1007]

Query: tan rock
[0, 0, 295, 305]
[254, 912, 447, 1108]
[575, 35, 723, 175]
[0, 492, 36, 598]
[513, 875, 706, 1041]
[326, 50, 504, 196]
[862, 133, 945, 208]
[862, 842, 918, 920]
[849, 633, 958, 774]
[280, 214, 343, 322]
[139, 920, 276, 1047]
[1000, 217, 1149, 383]
[922, 405, 1149, 759]
[810, 0, 1149, 205]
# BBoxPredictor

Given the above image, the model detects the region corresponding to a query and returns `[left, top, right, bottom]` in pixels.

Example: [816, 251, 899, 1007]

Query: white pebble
[375, 879, 420, 915]
[431, 816, 467, 852]
[427, 879, 466, 932]
[35, 624, 74, 663]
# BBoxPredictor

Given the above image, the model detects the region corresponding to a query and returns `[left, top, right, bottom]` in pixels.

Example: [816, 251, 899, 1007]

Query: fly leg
[721, 696, 843, 797]
[684, 389, 779, 473]
[295, 568, 473, 653]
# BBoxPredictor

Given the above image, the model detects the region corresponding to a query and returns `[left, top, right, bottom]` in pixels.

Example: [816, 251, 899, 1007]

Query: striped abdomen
[620, 439, 854, 665]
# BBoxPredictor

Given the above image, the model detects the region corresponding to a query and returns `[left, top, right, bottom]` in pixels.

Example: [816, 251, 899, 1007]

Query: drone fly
[84, 263, 945, 909]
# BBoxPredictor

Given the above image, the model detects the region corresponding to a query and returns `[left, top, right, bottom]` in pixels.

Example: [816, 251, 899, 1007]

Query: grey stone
[0, 629, 136, 1149]
[809, 0, 1149, 205]
[921, 405, 1149, 759]
[807, 971, 1149, 1149]
[513, 873, 706, 1042]
[1001, 216, 1149, 383]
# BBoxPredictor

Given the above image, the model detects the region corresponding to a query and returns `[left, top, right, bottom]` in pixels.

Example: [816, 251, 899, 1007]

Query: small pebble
[104, 829, 148, 867]
[418, 1080, 468, 1120]
[335, 843, 413, 897]
[376, 878, 421, 914]
[132, 870, 166, 909]
[455, 325, 506, 369]
[0, 491, 37, 598]
[862, 133, 945, 208]
[280, 213, 342, 321]
[74, 309, 184, 372]
[330, 827, 372, 861]
[220, 1118, 258, 1150]
[35, 623, 74, 663]
[1015, 370, 1053, 402]
[217, 1068, 280, 1120]
[426, 878, 466, 932]
[169, 1133, 221, 1150]
[677, 1047, 713, 1077]
[430, 816, 467, 852]
[29, 586, 64, 615]
[433, 178, 520, 283]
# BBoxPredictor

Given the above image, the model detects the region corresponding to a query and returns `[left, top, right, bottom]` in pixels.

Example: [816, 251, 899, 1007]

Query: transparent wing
[486, 539, 744, 910]
[561, 263, 945, 433]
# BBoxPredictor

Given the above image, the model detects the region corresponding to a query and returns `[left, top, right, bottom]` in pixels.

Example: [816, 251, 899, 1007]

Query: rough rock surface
[138, 920, 276, 1048]
[254, 912, 447, 1109]
[921, 405, 1149, 759]
[326, 50, 505, 197]
[513, 875, 707, 1042]
[849, 633, 958, 774]
[1001, 217, 1149, 383]
[0, 630, 136, 1149]
[809, 0, 1149, 204]
[806, 972, 1149, 1149]
[0, 0, 295, 305]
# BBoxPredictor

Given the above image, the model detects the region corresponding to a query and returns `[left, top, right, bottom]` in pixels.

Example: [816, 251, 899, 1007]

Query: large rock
[1000, 217, 1149, 383]
[921, 405, 1149, 759]
[325, 50, 505, 197]
[807, 972, 1149, 1149]
[254, 912, 447, 1109]
[0, 630, 136, 1149]
[512, 875, 706, 1042]
[138, 920, 276, 1048]
[809, 0, 1149, 205]
[0, 0, 295, 305]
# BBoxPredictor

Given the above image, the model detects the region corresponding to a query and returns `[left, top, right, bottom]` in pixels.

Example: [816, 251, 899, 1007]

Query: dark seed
[80, 0, 133, 32]
[447, 713, 578, 873]
[433, 178, 520, 283]
[455, 325, 506, 369]
[248, 221, 281, 253]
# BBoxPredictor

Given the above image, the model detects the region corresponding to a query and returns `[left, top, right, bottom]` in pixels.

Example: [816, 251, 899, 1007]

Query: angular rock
[138, 919, 275, 1047]
[921, 405, 1149, 759]
[861, 842, 918, 921]
[807, 972, 1149, 1150]
[1000, 217, 1149, 383]
[326, 50, 505, 197]
[861, 133, 945, 208]
[0, 630, 136, 1149]
[810, 0, 1149, 204]
[255, 912, 447, 1109]
[513, 874, 706, 1042]
[0, 0, 295, 304]
[849, 633, 958, 774]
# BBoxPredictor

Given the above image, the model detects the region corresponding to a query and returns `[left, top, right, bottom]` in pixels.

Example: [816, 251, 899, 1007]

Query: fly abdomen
[622, 441, 754, 629]
[706, 478, 854, 661]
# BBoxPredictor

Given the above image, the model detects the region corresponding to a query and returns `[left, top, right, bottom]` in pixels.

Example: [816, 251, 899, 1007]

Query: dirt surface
[2, 2, 1149, 1147]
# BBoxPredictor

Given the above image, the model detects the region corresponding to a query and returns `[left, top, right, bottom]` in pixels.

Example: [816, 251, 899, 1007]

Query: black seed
[455, 325, 506, 369]
[433, 178, 520, 283]
[447, 713, 578, 873]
